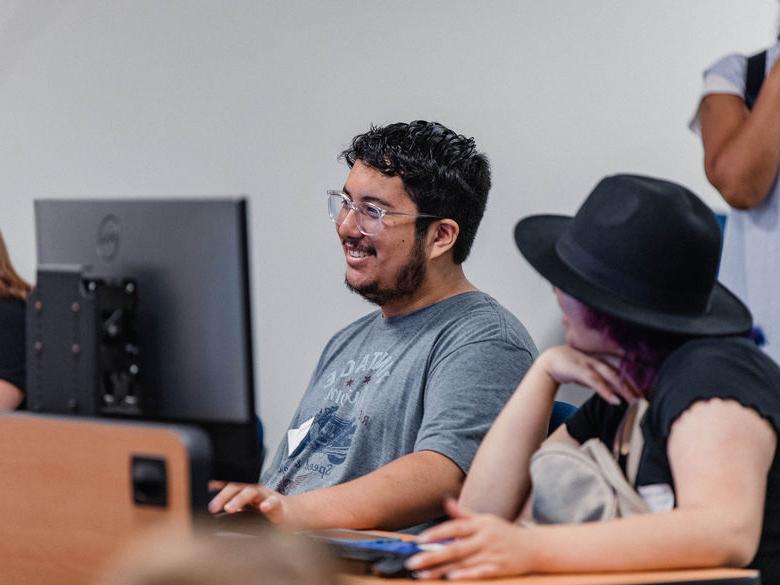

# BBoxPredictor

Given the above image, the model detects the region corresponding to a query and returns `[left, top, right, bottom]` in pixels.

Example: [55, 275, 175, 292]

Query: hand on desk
[208, 481, 299, 527]
[407, 498, 529, 580]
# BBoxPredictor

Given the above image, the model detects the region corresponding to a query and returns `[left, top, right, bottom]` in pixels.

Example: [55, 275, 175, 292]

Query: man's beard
[345, 235, 427, 307]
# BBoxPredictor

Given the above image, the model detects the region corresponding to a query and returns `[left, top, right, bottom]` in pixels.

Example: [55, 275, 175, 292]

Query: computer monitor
[30, 198, 261, 482]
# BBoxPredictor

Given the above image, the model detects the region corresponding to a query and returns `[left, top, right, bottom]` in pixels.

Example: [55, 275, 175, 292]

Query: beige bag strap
[612, 398, 649, 485]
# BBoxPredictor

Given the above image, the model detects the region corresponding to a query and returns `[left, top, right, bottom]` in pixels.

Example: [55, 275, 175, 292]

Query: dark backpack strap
[745, 49, 767, 110]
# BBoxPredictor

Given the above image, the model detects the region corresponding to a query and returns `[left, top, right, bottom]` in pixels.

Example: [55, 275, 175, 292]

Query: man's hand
[208, 481, 298, 527]
[206, 451, 462, 531]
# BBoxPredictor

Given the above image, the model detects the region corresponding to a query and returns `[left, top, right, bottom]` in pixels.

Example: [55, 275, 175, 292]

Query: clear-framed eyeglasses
[327, 190, 442, 236]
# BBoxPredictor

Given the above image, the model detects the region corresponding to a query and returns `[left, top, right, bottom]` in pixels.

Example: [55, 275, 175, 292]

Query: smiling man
[209, 121, 537, 531]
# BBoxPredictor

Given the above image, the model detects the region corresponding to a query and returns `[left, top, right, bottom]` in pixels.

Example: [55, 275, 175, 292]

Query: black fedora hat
[514, 174, 752, 336]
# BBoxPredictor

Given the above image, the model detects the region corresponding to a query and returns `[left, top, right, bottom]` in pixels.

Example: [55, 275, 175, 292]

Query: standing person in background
[0, 230, 29, 410]
[691, 26, 780, 363]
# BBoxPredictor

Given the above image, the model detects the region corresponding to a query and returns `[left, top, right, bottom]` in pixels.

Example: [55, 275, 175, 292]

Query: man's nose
[337, 208, 363, 238]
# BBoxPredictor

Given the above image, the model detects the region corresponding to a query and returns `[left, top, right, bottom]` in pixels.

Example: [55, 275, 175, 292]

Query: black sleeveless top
[567, 337, 780, 582]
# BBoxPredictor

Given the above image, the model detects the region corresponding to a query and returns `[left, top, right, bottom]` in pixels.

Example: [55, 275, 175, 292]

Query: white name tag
[287, 416, 314, 456]
[638, 483, 675, 512]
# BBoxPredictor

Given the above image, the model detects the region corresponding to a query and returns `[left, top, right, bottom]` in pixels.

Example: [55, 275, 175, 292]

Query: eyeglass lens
[327, 194, 382, 236]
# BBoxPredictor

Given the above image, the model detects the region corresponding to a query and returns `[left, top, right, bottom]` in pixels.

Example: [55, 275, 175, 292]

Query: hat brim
[514, 215, 752, 336]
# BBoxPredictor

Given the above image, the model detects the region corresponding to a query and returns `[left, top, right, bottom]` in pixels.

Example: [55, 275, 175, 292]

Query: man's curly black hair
[340, 120, 491, 264]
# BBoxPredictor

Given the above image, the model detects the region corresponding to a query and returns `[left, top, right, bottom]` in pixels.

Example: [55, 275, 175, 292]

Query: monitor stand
[0, 413, 210, 585]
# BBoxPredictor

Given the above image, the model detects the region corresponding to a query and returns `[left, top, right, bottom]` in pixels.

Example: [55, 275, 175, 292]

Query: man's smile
[343, 240, 375, 265]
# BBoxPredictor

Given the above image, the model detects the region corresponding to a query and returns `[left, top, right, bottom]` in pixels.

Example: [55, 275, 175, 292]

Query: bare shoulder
[671, 398, 776, 457]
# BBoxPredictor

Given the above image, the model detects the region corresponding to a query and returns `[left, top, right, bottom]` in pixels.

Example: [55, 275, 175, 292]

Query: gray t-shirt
[262, 291, 537, 498]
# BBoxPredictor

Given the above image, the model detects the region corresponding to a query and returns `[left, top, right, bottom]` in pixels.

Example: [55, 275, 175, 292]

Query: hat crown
[556, 174, 721, 315]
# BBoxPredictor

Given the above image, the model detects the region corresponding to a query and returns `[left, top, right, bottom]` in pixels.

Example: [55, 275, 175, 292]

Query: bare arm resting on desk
[408, 396, 775, 579]
[208, 449, 463, 530]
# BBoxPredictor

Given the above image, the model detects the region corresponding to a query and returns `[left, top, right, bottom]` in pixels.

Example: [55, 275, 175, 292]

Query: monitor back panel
[34, 198, 255, 424]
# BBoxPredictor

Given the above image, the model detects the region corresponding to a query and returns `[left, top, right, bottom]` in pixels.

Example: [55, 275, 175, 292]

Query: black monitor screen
[31, 198, 261, 482]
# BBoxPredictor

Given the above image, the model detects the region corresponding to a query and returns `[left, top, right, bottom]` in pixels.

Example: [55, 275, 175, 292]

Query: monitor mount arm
[27, 264, 143, 417]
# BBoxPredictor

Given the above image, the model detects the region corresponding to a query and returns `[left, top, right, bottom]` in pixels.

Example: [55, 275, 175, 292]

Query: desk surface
[342, 567, 759, 585]
[0, 414, 197, 585]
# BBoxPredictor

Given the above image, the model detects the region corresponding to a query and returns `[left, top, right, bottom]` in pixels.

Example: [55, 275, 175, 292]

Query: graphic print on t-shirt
[322, 350, 394, 405]
[302, 405, 357, 464]
[275, 350, 395, 494]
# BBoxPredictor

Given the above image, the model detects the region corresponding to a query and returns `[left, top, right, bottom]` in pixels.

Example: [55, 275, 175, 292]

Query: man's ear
[427, 219, 460, 260]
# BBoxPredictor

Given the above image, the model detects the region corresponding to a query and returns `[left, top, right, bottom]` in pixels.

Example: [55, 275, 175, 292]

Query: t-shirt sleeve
[413, 339, 534, 474]
[689, 53, 747, 135]
[0, 299, 26, 392]
[651, 338, 780, 440]
[564, 394, 627, 446]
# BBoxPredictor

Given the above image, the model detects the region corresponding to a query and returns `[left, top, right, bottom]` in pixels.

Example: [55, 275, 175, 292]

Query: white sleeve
[688, 53, 747, 135]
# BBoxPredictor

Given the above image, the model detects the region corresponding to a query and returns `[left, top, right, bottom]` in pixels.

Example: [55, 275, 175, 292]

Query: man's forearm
[286, 450, 464, 530]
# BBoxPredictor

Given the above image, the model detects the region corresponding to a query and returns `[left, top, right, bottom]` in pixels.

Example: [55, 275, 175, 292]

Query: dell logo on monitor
[97, 214, 121, 262]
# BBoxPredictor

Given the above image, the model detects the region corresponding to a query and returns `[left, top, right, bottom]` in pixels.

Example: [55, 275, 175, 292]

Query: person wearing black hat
[406, 174, 780, 581]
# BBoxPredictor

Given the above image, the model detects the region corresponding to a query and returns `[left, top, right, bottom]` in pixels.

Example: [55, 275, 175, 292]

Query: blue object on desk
[328, 538, 423, 556]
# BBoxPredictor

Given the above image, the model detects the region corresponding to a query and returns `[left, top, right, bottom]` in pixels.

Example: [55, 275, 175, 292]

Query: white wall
[0, 0, 776, 463]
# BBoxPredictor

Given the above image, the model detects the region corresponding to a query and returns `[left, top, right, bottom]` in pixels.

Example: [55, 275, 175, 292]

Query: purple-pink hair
[582, 306, 690, 394]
